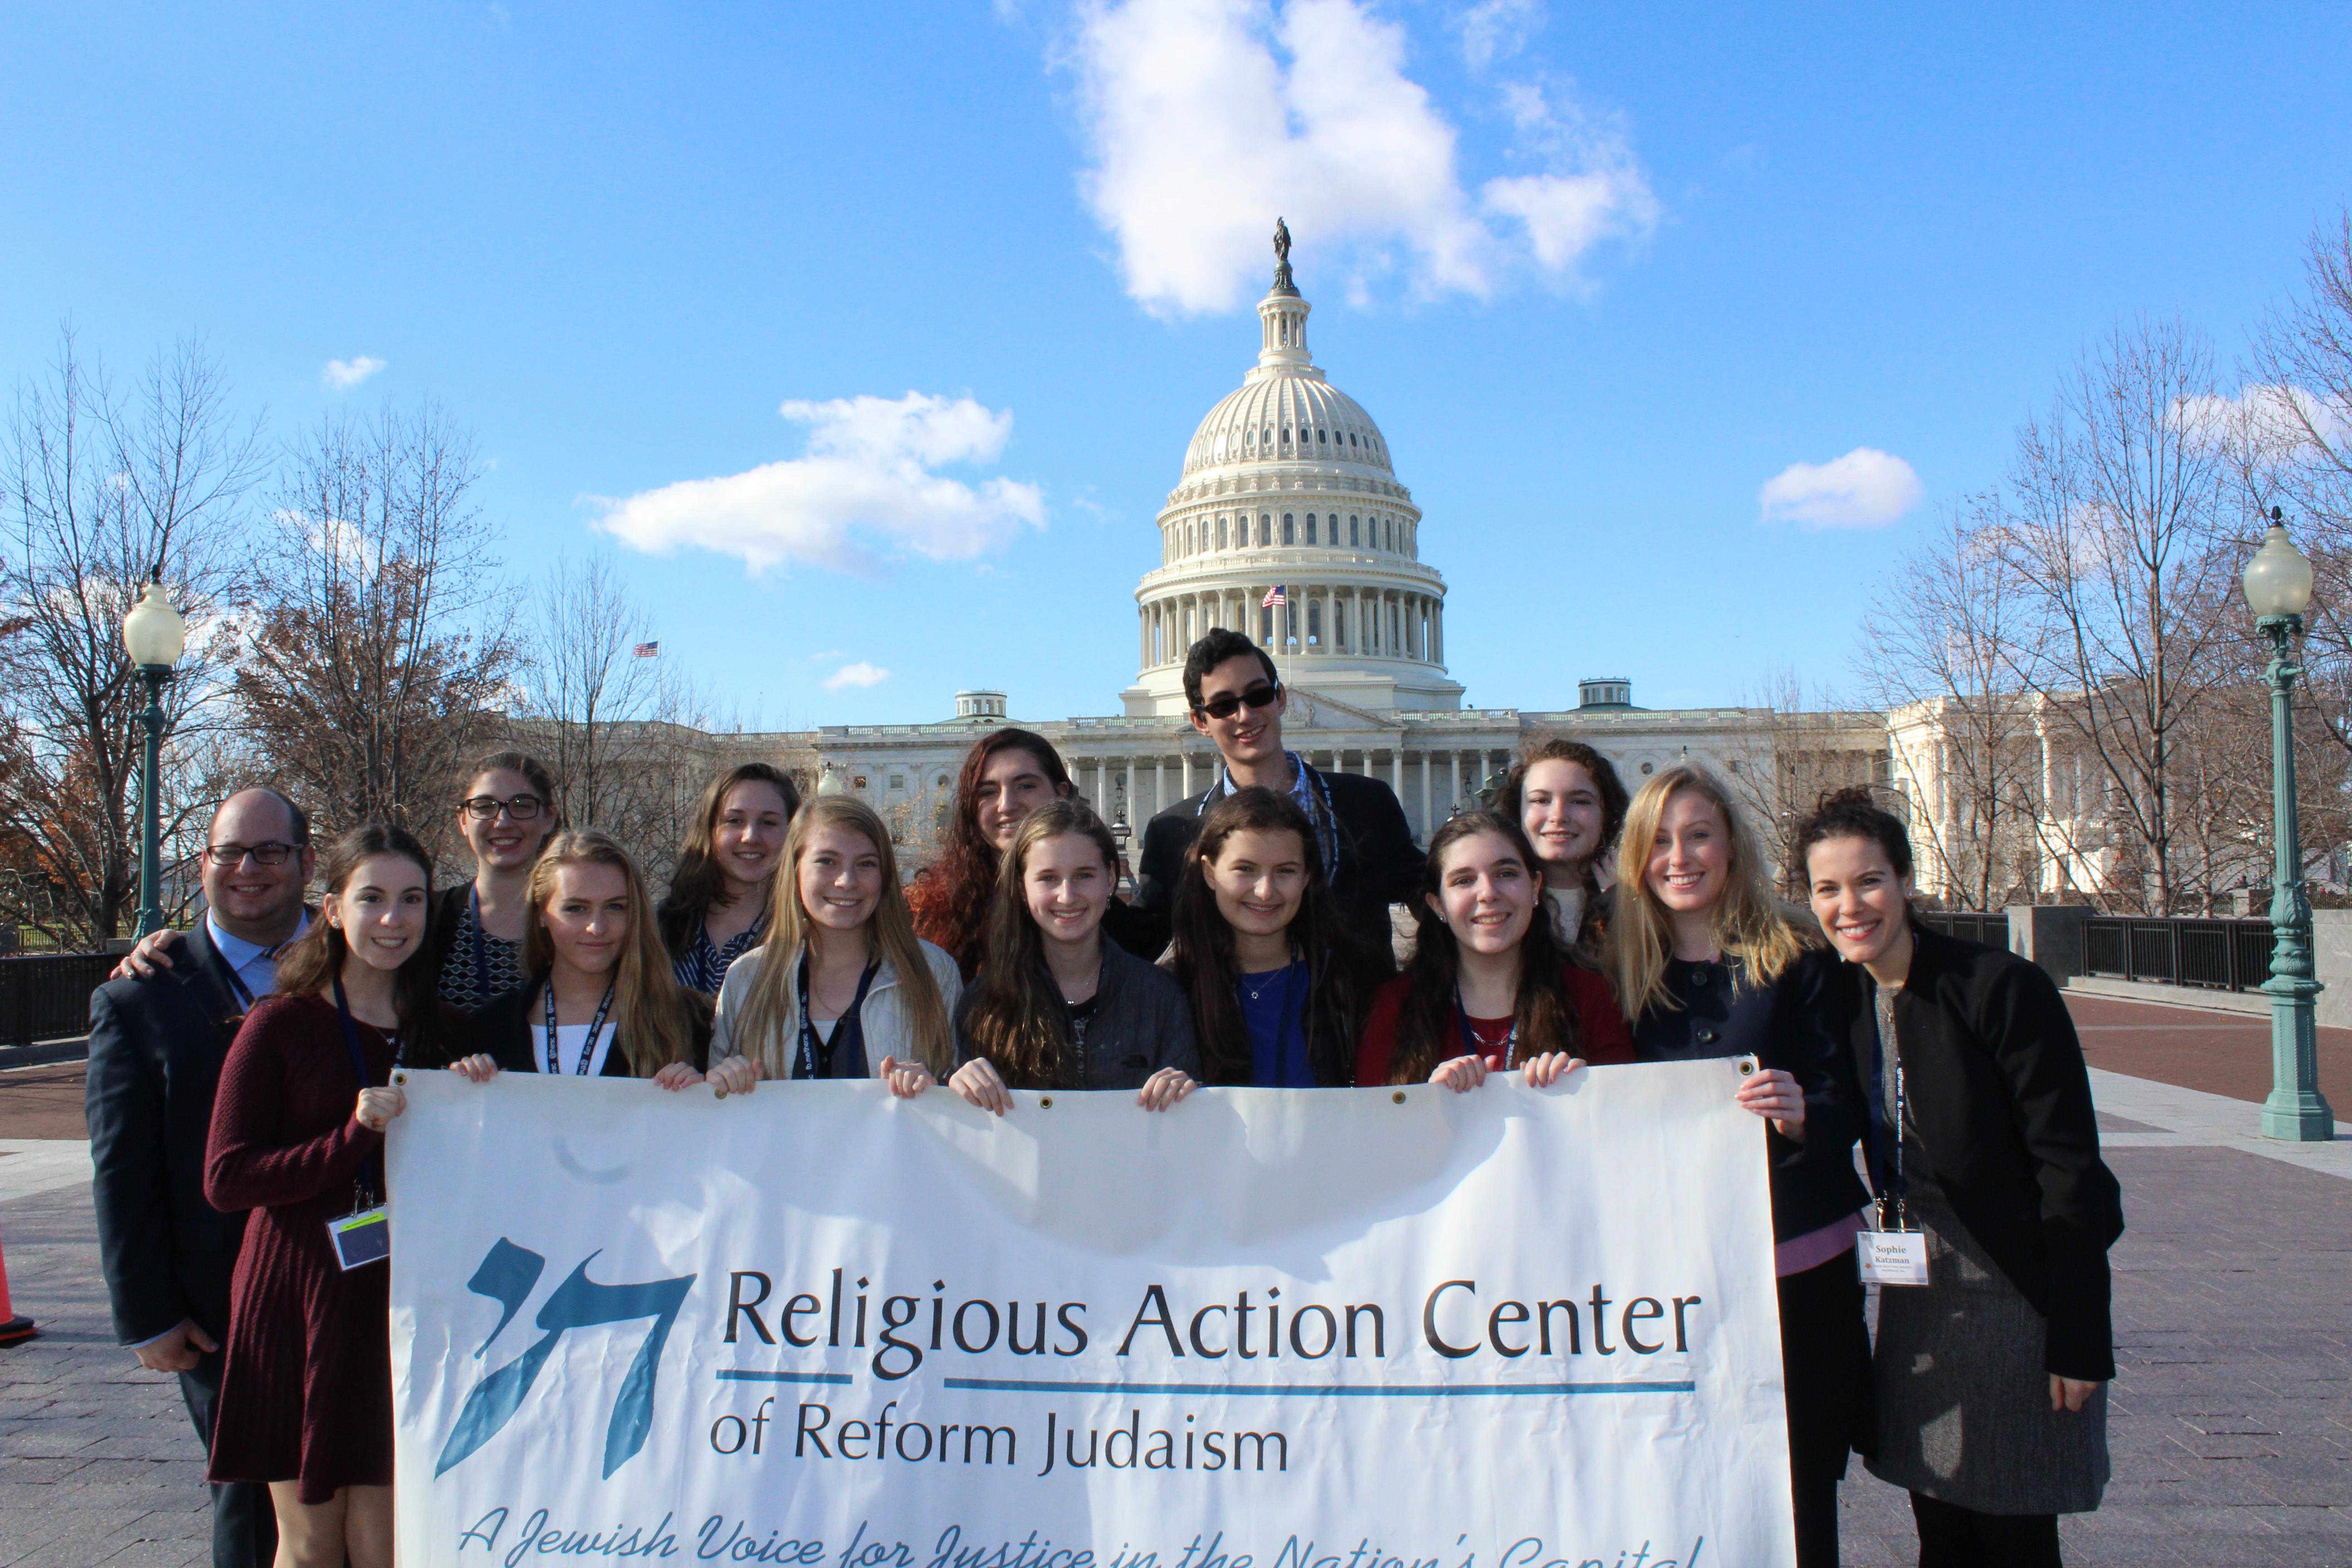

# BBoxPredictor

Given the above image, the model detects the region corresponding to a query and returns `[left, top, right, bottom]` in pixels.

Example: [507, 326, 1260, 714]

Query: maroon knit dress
[203, 992, 422, 1502]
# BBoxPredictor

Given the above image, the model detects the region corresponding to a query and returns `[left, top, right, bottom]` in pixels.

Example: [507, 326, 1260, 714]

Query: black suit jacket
[1126, 765, 1423, 960]
[468, 983, 713, 1077]
[1847, 924, 2125, 1380]
[84, 925, 251, 1346]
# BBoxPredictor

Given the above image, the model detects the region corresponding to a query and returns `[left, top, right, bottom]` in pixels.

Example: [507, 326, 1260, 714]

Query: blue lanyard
[542, 979, 617, 1075]
[1454, 989, 1517, 1068]
[211, 943, 256, 1012]
[331, 977, 392, 1197]
[1201, 754, 1339, 870]
[795, 953, 880, 1080]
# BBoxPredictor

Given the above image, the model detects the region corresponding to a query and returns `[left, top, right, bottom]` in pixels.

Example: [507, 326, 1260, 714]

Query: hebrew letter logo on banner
[432, 1237, 695, 1480]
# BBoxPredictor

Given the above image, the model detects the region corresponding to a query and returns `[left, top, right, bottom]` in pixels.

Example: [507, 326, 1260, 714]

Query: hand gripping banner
[387, 1061, 1794, 1568]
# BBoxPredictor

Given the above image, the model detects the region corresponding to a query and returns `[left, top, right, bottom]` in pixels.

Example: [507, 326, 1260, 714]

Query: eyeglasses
[1192, 682, 1281, 721]
[462, 795, 545, 820]
[203, 842, 299, 867]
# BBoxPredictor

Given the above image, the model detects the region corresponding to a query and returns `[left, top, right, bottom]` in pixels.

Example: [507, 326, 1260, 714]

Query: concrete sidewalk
[3, 1034, 2347, 1566]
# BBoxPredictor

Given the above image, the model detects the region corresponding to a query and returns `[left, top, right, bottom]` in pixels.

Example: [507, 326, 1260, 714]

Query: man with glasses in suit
[84, 788, 314, 1568]
[1125, 627, 1422, 962]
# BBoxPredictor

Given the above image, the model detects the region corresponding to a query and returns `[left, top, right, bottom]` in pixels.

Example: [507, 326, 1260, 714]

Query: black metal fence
[0, 952, 116, 1047]
[1917, 910, 2012, 949]
[2082, 916, 2275, 992]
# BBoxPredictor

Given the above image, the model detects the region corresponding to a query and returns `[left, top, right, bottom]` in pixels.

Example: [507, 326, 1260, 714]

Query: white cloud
[1758, 448, 1925, 530]
[823, 661, 891, 691]
[2175, 383, 2350, 455]
[591, 392, 1045, 576]
[1453, 0, 1539, 73]
[1068, 0, 1657, 316]
[322, 355, 385, 390]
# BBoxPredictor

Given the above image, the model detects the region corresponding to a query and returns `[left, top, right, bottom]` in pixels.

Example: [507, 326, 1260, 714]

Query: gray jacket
[955, 940, 1200, 1090]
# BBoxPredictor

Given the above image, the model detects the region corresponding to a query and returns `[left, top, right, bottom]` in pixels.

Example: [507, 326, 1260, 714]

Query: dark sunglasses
[203, 842, 299, 867]
[1192, 682, 1281, 721]
[462, 794, 545, 820]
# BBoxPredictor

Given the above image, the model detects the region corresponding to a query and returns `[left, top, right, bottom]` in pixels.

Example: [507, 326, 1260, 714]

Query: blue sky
[5, 1, 2348, 726]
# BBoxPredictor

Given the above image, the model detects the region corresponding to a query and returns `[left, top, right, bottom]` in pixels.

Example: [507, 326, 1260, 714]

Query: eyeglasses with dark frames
[202, 842, 299, 867]
[462, 795, 545, 821]
[1191, 682, 1282, 721]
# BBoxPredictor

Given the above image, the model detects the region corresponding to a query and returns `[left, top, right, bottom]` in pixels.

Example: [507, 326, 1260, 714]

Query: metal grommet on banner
[1736, 1056, 1759, 1076]
[392, 1071, 407, 1087]
[713, 1088, 728, 1099]
[1039, 1096, 1054, 1108]
[1392, 1091, 1406, 1104]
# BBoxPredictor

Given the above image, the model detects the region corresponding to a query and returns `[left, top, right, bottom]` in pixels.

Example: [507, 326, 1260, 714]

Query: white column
[1122, 757, 1136, 825]
[1390, 745, 1403, 799]
[1182, 750, 1195, 798]
[1155, 757, 1167, 819]
[1419, 750, 1432, 840]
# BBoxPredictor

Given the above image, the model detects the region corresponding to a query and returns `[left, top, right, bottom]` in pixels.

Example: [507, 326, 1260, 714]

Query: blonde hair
[725, 796, 953, 1078]
[524, 830, 703, 1076]
[1607, 765, 1811, 1020]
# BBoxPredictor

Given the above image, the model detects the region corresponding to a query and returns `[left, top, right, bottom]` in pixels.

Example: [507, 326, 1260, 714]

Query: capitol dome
[1120, 234, 1462, 718]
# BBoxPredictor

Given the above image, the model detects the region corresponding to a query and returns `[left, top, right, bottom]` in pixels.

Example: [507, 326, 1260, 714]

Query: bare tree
[1994, 318, 2237, 913]
[0, 333, 262, 946]
[511, 556, 670, 832]
[1730, 669, 1886, 897]
[1863, 499, 2052, 910]
[233, 402, 516, 846]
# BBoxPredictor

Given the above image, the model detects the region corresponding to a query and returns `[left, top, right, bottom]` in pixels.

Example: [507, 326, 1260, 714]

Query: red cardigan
[1354, 964, 1633, 1087]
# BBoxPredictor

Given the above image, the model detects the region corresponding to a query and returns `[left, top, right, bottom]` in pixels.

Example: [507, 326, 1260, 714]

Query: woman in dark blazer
[469, 831, 739, 1090]
[1798, 788, 2122, 1568]
[1608, 766, 1872, 1568]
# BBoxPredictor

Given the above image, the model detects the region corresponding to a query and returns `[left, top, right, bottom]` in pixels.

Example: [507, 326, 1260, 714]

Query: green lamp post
[2242, 510, 2335, 1142]
[120, 580, 186, 939]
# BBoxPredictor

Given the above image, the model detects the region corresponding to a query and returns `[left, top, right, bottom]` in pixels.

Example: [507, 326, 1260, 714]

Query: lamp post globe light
[120, 580, 186, 939]
[2242, 510, 2334, 1142]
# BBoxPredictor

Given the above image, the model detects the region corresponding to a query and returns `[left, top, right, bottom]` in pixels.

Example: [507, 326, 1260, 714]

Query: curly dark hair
[1793, 785, 1913, 881]
[1494, 739, 1630, 871]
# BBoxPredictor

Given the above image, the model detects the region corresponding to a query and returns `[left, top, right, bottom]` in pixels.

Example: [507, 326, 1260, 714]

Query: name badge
[328, 1206, 390, 1270]
[1857, 1229, 1928, 1287]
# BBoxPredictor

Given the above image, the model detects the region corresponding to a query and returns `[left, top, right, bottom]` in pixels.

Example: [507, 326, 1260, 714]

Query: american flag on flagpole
[1260, 584, 1287, 608]
[633, 641, 661, 657]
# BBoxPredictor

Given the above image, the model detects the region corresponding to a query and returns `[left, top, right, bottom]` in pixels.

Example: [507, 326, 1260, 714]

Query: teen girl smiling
[1610, 765, 1870, 1568]
[466, 831, 742, 1091]
[1493, 739, 1628, 959]
[709, 796, 960, 1093]
[1354, 810, 1632, 1092]
[658, 763, 801, 993]
[1163, 787, 1377, 1087]
[907, 728, 1078, 980]
[951, 800, 1198, 1113]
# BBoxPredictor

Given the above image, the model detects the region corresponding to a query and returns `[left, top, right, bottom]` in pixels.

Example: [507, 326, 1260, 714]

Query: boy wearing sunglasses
[1125, 628, 1422, 965]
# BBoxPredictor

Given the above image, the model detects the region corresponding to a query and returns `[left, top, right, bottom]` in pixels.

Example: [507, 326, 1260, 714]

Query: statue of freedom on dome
[1272, 216, 1297, 294]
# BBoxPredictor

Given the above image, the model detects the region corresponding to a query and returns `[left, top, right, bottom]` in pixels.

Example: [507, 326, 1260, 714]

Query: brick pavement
[3, 1026, 2347, 1566]
[2064, 994, 2352, 1106]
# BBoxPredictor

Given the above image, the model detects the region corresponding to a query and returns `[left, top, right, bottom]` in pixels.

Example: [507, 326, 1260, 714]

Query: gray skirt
[1864, 1189, 2109, 1514]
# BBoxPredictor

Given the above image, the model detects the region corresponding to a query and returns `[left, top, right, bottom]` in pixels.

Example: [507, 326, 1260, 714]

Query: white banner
[387, 1061, 1793, 1568]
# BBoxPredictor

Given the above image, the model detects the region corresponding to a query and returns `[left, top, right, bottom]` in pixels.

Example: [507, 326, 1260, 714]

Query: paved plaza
[1, 998, 2346, 1567]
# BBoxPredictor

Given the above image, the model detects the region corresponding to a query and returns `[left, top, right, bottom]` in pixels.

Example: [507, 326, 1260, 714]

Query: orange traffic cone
[0, 1223, 35, 1345]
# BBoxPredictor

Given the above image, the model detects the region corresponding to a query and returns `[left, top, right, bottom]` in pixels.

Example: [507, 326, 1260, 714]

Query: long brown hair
[1164, 787, 1371, 1086]
[955, 799, 1118, 1090]
[725, 796, 954, 1078]
[1385, 811, 1585, 1085]
[523, 830, 704, 1077]
[657, 763, 802, 953]
[1607, 765, 1810, 1020]
[275, 824, 457, 1067]
[907, 729, 1073, 979]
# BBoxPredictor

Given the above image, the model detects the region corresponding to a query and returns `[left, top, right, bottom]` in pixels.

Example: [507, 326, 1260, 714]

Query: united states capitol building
[648, 250, 1895, 867]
